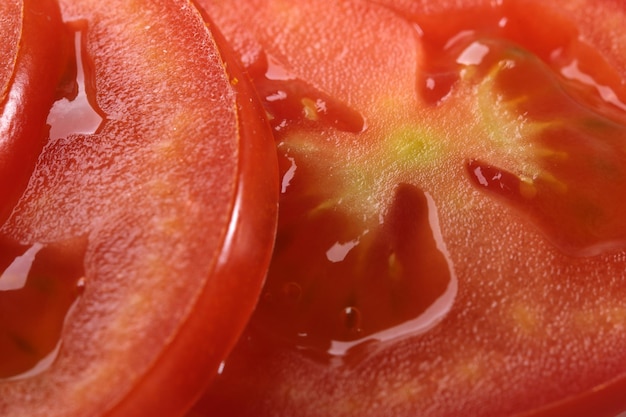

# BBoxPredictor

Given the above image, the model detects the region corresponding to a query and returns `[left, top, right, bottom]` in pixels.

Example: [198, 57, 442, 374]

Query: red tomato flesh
[0, 1, 278, 417]
[0, 0, 68, 225]
[190, 0, 626, 416]
[0, 1, 21, 102]
[0, 0, 73, 380]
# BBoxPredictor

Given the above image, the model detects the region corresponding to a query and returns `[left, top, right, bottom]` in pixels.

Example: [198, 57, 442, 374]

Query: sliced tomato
[190, 0, 626, 416]
[0, 0, 72, 382]
[0, 1, 277, 417]
[0, 0, 69, 225]
[0, 2, 21, 104]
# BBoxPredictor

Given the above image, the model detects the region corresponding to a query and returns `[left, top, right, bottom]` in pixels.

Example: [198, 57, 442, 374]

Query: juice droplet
[257, 183, 457, 359]
[0, 236, 87, 379]
[247, 52, 365, 133]
[405, 1, 626, 112]
[467, 144, 626, 257]
[558, 57, 626, 117]
[340, 306, 362, 337]
[47, 22, 105, 140]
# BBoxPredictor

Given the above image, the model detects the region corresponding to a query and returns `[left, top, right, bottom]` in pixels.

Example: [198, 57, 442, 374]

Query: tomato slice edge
[99, 8, 279, 417]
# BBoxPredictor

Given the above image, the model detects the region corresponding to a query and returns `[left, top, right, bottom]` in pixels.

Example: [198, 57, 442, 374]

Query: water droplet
[248, 51, 366, 133]
[0, 236, 87, 380]
[456, 41, 491, 66]
[265, 90, 288, 102]
[559, 59, 626, 112]
[265, 55, 296, 81]
[47, 24, 105, 140]
[256, 184, 458, 360]
[340, 306, 362, 333]
[0, 243, 43, 291]
[76, 276, 87, 293]
[325, 238, 360, 263]
[281, 156, 297, 194]
[419, 72, 458, 104]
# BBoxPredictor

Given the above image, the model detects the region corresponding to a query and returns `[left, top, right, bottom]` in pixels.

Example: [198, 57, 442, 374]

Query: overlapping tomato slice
[189, 0, 626, 416]
[0, 1, 277, 417]
[0, 0, 68, 225]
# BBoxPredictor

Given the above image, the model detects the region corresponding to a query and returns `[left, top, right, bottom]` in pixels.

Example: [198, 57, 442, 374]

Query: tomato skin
[189, 0, 626, 416]
[0, 0, 68, 225]
[515, 374, 626, 417]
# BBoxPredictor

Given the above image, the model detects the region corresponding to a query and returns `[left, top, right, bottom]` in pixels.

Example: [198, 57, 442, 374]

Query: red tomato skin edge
[98, 8, 279, 417]
[0, 0, 68, 225]
[514, 373, 626, 417]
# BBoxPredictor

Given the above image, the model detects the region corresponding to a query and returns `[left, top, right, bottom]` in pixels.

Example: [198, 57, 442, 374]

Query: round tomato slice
[0, 0, 68, 225]
[0, 1, 278, 417]
[190, 0, 626, 416]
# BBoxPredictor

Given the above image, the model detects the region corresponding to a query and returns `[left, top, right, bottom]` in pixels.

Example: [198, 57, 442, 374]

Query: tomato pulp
[190, 0, 626, 416]
[0, 1, 278, 417]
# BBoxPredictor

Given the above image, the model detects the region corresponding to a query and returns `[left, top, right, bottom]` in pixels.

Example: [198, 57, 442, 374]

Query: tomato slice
[0, 2, 20, 103]
[190, 0, 626, 416]
[0, 0, 68, 225]
[0, 1, 277, 417]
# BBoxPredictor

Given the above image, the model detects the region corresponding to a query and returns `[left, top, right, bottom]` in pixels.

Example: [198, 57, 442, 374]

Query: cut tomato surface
[0, 0, 68, 225]
[0, 1, 278, 417]
[190, 0, 626, 416]
[0, 1, 21, 103]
